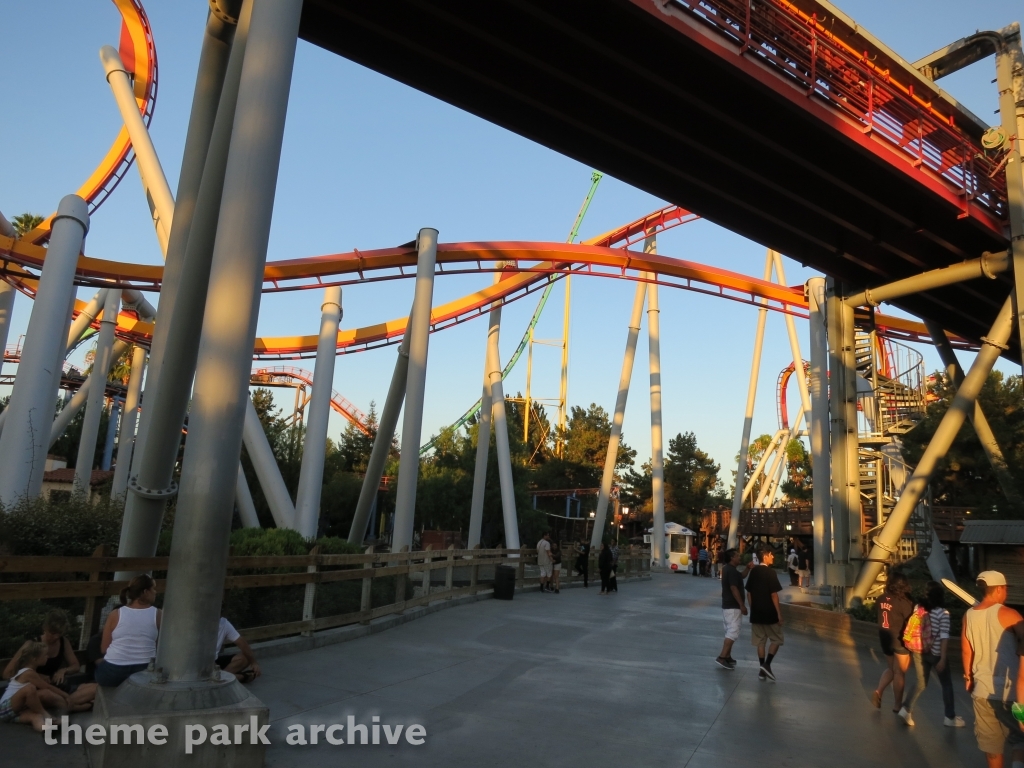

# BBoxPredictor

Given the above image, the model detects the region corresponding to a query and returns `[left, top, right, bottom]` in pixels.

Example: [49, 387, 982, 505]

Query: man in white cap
[962, 570, 1024, 768]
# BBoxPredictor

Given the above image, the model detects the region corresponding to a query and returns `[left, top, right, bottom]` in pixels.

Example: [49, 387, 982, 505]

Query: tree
[781, 439, 812, 501]
[901, 370, 1024, 516]
[663, 432, 720, 526]
[11, 213, 44, 238]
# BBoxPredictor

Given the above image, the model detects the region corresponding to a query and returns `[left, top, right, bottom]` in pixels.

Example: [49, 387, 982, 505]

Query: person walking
[550, 539, 563, 593]
[963, 570, 1024, 767]
[745, 546, 784, 681]
[872, 571, 914, 720]
[96, 574, 161, 687]
[575, 540, 590, 588]
[536, 532, 554, 593]
[786, 548, 799, 586]
[716, 549, 751, 670]
[598, 542, 614, 595]
[690, 543, 699, 576]
[913, 581, 964, 727]
[699, 544, 710, 576]
[609, 542, 620, 592]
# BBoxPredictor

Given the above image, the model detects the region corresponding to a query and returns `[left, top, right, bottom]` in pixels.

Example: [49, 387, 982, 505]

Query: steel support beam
[924, 318, 1021, 507]
[0, 196, 88, 506]
[117, 8, 241, 568]
[646, 266, 666, 565]
[727, 250, 773, 548]
[852, 295, 1015, 603]
[47, 341, 130, 450]
[111, 345, 147, 499]
[485, 276, 520, 550]
[235, 464, 260, 529]
[843, 251, 1007, 309]
[74, 290, 120, 495]
[101, 398, 121, 471]
[347, 336, 409, 544]
[294, 285, 343, 538]
[467, 327, 493, 550]
[156, 0, 302, 684]
[242, 397, 296, 529]
[591, 280, 646, 548]
[392, 229, 439, 553]
[806, 277, 832, 586]
[772, 252, 811, 415]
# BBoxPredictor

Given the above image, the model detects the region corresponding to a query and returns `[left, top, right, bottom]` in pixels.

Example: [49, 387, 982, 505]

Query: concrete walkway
[5, 573, 982, 766]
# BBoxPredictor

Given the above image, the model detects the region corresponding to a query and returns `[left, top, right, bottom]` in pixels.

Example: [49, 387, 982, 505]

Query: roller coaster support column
[116, 8, 241, 574]
[0, 196, 88, 506]
[348, 336, 409, 544]
[235, 466, 260, 529]
[852, 296, 1015, 605]
[591, 281, 646, 548]
[74, 290, 120, 496]
[155, 0, 301, 691]
[806, 278, 831, 587]
[111, 345, 147, 499]
[486, 271, 520, 550]
[295, 285, 343, 538]
[647, 271, 666, 565]
[0, 215, 14, 378]
[47, 341, 130, 450]
[392, 229, 439, 554]
[827, 280, 859, 597]
[101, 398, 121, 471]
[772, 252, 811, 415]
[101, 46, 175, 253]
[727, 251, 773, 549]
[924, 318, 1021, 506]
[468, 281, 498, 550]
[242, 397, 296, 529]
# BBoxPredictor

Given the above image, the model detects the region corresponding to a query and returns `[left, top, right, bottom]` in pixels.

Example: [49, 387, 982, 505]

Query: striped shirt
[929, 607, 951, 656]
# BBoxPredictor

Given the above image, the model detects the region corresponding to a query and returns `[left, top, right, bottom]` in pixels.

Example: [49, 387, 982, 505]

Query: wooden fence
[0, 545, 652, 652]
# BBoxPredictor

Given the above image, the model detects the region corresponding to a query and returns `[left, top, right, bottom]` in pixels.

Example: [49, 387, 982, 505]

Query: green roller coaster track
[419, 171, 603, 454]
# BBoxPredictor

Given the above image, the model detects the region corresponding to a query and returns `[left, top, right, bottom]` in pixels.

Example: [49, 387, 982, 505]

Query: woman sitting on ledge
[3, 610, 97, 711]
[95, 574, 161, 687]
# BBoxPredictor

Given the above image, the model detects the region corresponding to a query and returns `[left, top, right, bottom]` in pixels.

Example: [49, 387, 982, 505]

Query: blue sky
[2, 0, 1023, 483]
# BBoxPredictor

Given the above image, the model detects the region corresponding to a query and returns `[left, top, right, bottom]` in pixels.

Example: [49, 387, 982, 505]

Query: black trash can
[493, 565, 516, 600]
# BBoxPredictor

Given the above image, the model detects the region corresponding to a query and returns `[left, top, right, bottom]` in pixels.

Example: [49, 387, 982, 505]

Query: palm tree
[11, 213, 44, 238]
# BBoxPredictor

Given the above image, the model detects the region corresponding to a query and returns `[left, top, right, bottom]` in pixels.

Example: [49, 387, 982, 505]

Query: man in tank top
[962, 570, 1024, 767]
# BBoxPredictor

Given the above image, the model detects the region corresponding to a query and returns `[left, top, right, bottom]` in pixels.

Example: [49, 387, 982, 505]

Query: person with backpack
[872, 571, 914, 718]
[916, 582, 965, 727]
[896, 592, 931, 726]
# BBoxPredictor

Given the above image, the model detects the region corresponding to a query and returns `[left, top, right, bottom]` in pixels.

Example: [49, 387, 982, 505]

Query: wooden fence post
[445, 544, 455, 598]
[516, 547, 526, 590]
[360, 545, 373, 625]
[394, 545, 409, 611]
[79, 544, 107, 650]
[470, 544, 480, 591]
[421, 545, 433, 598]
[301, 545, 321, 637]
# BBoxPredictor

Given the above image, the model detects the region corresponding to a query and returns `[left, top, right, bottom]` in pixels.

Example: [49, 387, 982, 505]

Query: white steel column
[647, 266, 667, 567]
[48, 341, 130, 449]
[242, 398, 296, 529]
[74, 290, 120, 495]
[727, 250, 773, 548]
[485, 271, 520, 550]
[806, 277, 831, 586]
[0, 196, 88, 506]
[468, 277, 498, 550]
[590, 280, 647, 549]
[392, 229, 439, 553]
[235, 465, 260, 529]
[294, 285, 343, 538]
[772, 252, 811, 415]
[156, 0, 302, 684]
[0, 215, 14, 378]
[347, 335, 409, 543]
[111, 345, 147, 499]
[100, 46, 175, 252]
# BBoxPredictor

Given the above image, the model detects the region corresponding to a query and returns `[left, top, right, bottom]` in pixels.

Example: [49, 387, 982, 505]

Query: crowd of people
[536, 533, 621, 595]
[0, 574, 261, 732]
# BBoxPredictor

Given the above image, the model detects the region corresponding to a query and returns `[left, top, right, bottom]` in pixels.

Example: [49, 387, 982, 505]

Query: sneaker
[897, 707, 915, 727]
[758, 670, 767, 681]
[759, 663, 776, 681]
[944, 716, 965, 728]
[715, 657, 734, 670]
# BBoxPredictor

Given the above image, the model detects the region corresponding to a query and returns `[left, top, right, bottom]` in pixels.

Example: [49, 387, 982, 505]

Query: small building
[41, 468, 115, 504]
[960, 520, 1024, 606]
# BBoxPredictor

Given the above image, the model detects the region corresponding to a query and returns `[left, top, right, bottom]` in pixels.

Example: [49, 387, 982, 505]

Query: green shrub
[847, 600, 878, 623]
[0, 495, 123, 556]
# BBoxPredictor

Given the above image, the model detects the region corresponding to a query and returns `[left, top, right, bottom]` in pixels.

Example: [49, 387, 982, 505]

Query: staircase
[853, 332, 931, 597]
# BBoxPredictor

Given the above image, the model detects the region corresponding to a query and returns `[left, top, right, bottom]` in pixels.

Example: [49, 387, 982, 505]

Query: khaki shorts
[973, 698, 1024, 755]
[751, 623, 784, 646]
[538, 564, 552, 578]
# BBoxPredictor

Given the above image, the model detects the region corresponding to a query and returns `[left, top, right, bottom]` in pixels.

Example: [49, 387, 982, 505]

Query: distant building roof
[960, 520, 1024, 546]
[42, 468, 115, 487]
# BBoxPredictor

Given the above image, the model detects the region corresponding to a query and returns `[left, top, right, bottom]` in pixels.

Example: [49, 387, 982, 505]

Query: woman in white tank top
[95, 574, 162, 687]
